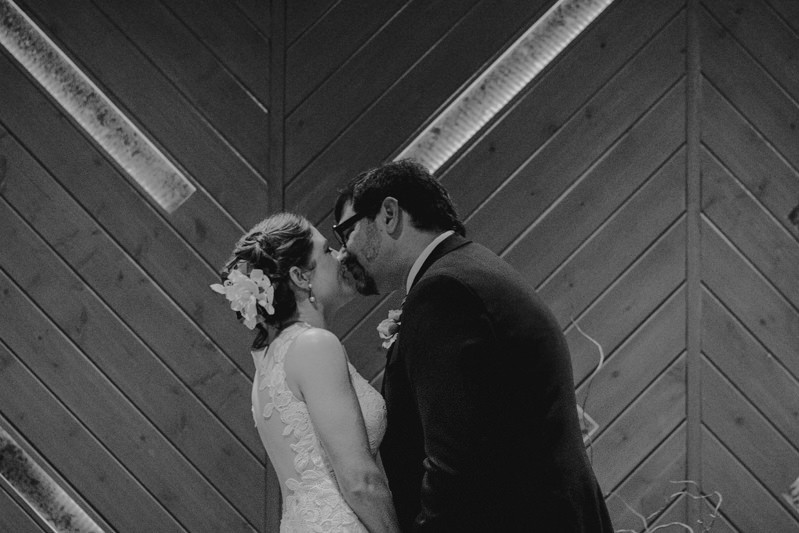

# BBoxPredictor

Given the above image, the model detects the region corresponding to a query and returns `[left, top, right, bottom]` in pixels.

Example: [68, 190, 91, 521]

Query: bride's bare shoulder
[287, 327, 347, 368]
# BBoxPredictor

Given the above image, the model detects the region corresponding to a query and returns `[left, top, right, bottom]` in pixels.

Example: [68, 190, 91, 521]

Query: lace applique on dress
[252, 323, 386, 533]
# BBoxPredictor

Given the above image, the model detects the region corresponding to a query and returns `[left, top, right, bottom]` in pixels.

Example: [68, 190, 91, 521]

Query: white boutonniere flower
[210, 266, 275, 329]
[377, 308, 402, 349]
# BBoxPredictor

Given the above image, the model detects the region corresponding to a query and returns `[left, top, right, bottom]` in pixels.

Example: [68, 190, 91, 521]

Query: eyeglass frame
[332, 211, 367, 247]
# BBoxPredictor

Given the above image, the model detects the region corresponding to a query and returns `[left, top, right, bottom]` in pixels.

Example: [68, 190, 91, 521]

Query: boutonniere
[377, 308, 402, 349]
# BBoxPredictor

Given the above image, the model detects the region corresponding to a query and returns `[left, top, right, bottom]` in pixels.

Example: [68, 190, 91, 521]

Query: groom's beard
[342, 254, 379, 296]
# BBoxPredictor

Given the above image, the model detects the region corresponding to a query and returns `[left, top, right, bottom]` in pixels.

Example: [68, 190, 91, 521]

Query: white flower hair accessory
[377, 308, 402, 349]
[210, 264, 275, 330]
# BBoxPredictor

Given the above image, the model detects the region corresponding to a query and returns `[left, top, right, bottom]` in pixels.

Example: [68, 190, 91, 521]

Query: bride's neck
[293, 300, 327, 330]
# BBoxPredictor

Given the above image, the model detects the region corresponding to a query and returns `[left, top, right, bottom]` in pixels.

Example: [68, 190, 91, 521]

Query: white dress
[251, 323, 387, 532]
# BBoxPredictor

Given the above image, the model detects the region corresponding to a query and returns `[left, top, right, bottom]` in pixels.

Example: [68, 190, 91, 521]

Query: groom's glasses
[333, 212, 367, 247]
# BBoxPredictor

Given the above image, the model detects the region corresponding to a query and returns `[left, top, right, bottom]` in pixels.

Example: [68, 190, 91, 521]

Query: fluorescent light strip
[0, 426, 104, 533]
[397, 0, 615, 172]
[0, 0, 195, 213]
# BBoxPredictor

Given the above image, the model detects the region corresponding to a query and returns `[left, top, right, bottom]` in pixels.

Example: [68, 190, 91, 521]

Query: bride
[211, 212, 400, 532]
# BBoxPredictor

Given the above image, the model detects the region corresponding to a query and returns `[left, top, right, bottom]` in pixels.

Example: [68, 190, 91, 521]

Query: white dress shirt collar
[405, 230, 455, 294]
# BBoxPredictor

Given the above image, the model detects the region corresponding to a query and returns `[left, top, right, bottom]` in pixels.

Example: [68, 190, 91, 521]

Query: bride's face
[306, 227, 357, 309]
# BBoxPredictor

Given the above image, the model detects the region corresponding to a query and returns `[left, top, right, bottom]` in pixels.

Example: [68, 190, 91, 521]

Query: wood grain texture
[0, 334, 185, 532]
[439, 0, 685, 222]
[538, 150, 686, 327]
[703, 290, 799, 446]
[564, 218, 686, 385]
[703, 428, 799, 531]
[160, 0, 270, 105]
[702, 80, 799, 241]
[0, 203, 257, 531]
[590, 355, 686, 494]
[603, 425, 686, 531]
[285, 0, 553, 220]
[0, 480, 48, 533]
[2, 0, 799, 529]
[703, 149, 799, 309]
[700, 4, 799, 178]
[702, 357, 799, 517]
[702, 220, 799, 379]
[463, 24, 686, 255]
[17, 0, 270, 229]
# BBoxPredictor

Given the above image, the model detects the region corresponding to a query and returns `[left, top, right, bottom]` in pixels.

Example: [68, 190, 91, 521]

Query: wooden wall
[0, 0, 272, 531]
[0, 0, 797, 531]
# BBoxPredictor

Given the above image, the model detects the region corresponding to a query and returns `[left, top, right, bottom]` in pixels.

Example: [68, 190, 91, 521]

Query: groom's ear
[381, 197, 401, 234]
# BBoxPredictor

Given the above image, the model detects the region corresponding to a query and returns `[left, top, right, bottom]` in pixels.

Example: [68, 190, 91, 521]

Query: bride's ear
[288, 266, 310, 291]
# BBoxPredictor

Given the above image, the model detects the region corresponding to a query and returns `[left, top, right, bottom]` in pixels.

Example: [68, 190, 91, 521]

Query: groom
[334, 160, 613, 532]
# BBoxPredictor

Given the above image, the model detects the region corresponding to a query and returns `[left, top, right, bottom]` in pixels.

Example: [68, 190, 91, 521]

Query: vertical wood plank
[686, 0, 702, 527]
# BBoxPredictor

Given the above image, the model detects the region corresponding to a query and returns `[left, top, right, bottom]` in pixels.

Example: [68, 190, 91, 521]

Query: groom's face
[337, 202, 380, 296]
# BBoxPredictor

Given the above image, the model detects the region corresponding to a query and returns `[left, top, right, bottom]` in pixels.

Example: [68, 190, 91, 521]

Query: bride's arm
[286, 328, 400, 533]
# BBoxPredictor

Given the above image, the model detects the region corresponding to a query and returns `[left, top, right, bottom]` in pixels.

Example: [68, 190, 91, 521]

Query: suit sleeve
[401, 274, 496, 529]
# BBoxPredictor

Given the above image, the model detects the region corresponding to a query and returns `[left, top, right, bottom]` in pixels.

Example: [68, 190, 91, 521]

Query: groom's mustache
[341, 251, 379, 296]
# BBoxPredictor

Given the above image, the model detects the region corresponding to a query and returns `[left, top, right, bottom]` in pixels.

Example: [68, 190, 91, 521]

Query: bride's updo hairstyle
[219, 212, 315, 349]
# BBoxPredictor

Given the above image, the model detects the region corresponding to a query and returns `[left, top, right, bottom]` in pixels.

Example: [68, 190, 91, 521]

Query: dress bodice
[251, 323, 386, 532]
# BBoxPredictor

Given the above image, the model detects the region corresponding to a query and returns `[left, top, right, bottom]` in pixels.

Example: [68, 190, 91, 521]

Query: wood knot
[788, 205, 799, 229]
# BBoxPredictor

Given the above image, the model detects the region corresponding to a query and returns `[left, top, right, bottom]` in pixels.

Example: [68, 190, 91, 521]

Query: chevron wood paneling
[697, 0, 799, 529]
[0, 0, 270, 531]
[1, 0, 798, 531]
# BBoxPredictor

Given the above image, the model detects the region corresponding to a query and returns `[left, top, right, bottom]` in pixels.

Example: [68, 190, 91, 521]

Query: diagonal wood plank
[0, 131, 261, 456]
[0, 133, 264, 521]
[284, 0, 482, 177]
[768, 0, 799, 34]
[503, 82, 685, 284]
[703, 427, 799, 531]
[590, 355, 686, 494]
[0, 86, 252, 372]
[703, 0, 799, 105]
[0, 480, 47, 533]
[577, 288, 685, 433]
[702, 219, 799, 380]
[286, 0, 336, 44]
[465, 28, 687, 254]
[439, 0, 685, 223]
[701, 80, 799, 241]
[0, 340, 184, 532]
[287, 0, 575, 219]
[703, 149, 799, 310]
[286, 0, 412, 112]
[19, 0, 270, 228]
[0, 207, 257, 531]
[93, 0, 269, 175]
[703, 357, 799, 516]
[537, 148, 685, 325]
[604, 424, 686, 531]
[700, 7, 799, 174]
[0, 53, 246, 269]
[564, 218, 686, 385]
[702, 289, 799, 448]
[160, 0, 270, 105]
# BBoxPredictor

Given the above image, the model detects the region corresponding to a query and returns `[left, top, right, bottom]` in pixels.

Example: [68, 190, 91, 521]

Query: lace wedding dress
[251, 323, 387, 532]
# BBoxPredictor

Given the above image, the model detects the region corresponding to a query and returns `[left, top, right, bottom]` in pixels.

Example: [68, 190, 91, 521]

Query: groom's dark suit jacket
[380, 234, 613, 532]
